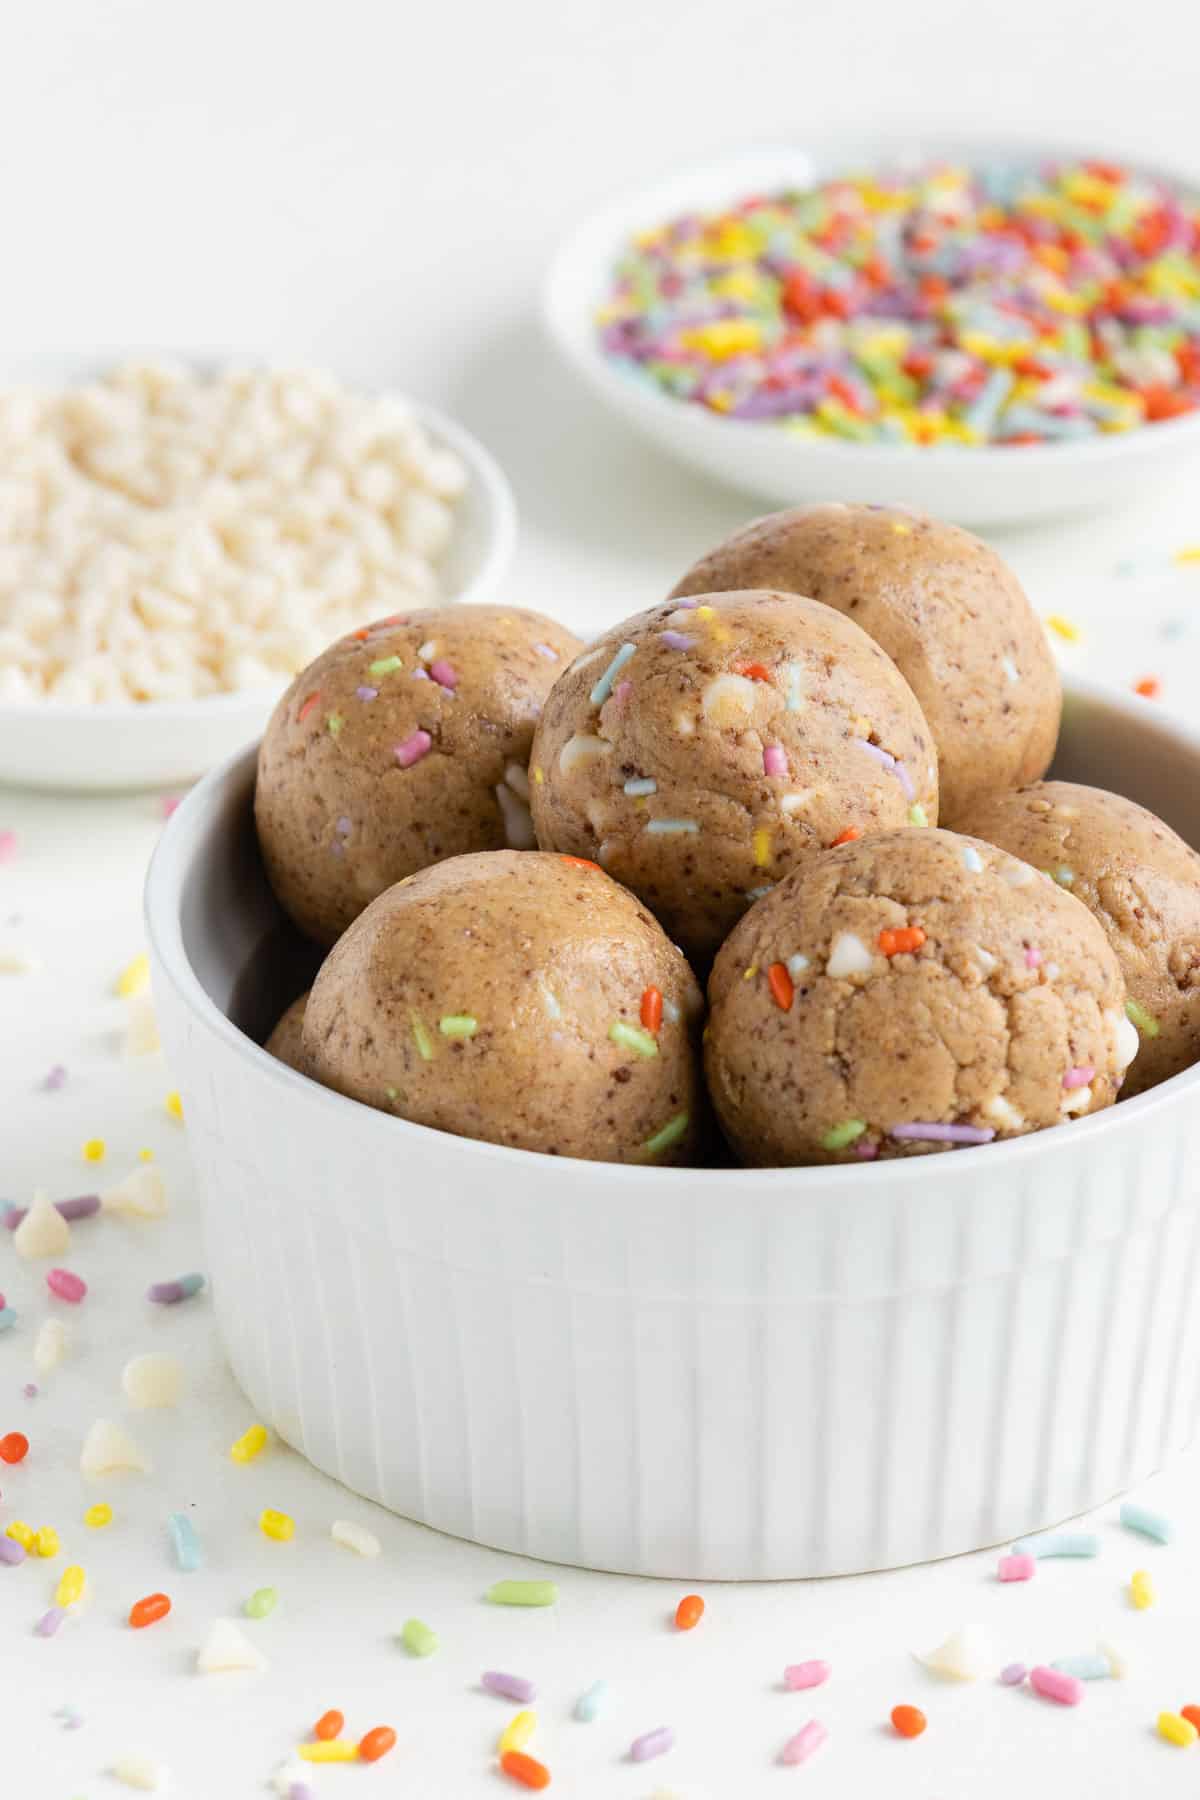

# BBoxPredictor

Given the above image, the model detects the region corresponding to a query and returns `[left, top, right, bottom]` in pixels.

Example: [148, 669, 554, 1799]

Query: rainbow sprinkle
[597, 161, 1200, 445]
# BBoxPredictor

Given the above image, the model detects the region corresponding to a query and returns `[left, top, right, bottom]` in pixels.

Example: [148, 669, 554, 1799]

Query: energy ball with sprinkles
[705, 826, 1135, 1166]
[255, 605, 582, 946]
[301, 849, 704, 1163]
[670, 504, 1060, 823]
[529, 589, 937, 965]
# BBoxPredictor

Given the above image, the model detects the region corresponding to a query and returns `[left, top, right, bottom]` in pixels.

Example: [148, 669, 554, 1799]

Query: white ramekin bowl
[0, 352, 517, 792]
[146, 677, 1200, 1580]
[544, 141, 1200, 527]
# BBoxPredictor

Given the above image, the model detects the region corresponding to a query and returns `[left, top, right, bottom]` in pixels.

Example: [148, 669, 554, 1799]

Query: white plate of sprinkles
[0, 353, 517, 791]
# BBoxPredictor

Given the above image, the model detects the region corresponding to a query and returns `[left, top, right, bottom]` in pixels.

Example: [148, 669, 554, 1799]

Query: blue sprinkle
[179, 1273, 206, 1300]
[0, 1308, 17, 1333]
[1119, 1501, 1173, 1544]
[575, 1680, 610, 1722]
[589, 642, 637, 707]
[168, 1511, 203, 1572]
[1011, 1531, 1099, 1558]
[1051, 1653, 1111, 1680]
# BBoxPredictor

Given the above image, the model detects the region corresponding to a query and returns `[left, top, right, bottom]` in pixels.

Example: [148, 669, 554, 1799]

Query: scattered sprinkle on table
[500, 1748, 551, 1789]
[1031, 1665, 1085, 1705]
[484, 1670, 537, 1704]
[785, 1660, 831, 1690]
[630, 1726, 675, 1763]
[780, 1720, 829, 1766]
[1120, 1500, 1173, 1543]
[244, 1586, 278, 1619]
[230, 1423, 268, 1463]
[674, 1593, 704, 1630]
[331, 1519, 381, 1557]
[1130, 1568, 1156, 1609]
[574, 1680, 609, 1721]
[1012, 1530, 1099, 1557]
[891, 1703, 927, 1738]
[401, 1616, 438, 1656]
[259, 1509, 295, 1543]
[486, 1579, 558, 1607]
[1158, 1711, 1197, 1747]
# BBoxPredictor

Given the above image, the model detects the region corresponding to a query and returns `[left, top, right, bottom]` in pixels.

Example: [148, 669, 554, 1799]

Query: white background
[6, 2, 1200, 1795]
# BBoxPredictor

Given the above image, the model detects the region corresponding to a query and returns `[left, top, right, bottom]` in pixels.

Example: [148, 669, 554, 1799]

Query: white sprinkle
[645, 818, 699, 836]
[1114, 1011, 1141, 1070]
[701, 672, 757, 728]
[662, 997, 681, 1025]
[786, 953, 811, 979]
[33, 1317, 70, 1374]
[331, 1518, 381, 1557]
[110, 1752, 171, 1792]
[503, 762, 531, 801]
[781, 661, 806, 711]
[779, 790, 816, 814]
[196, 1617, 268, 1674]
[1043, 961, 1060, 981]
[80, 1418, 151, 1476]
[961, 845, 984, 873]
[1053, 866, 1075, 886]
[984, 1093, 1026, 1130]
[558, 733, 612, 776]
[1002, 655, 1019, 683]
[567, 646, 606, 674]
[826, 932, 873, 980]
[1062, 1084, 1093, 1114]
[101, 1166, 167, 1218]
[14, 1190, 70, 1259]
[917, 1625, 990, 1682]
[623, 777, 657, 797]
[495, 782, 535, 849]
[122, 1353, 184, 1410]
[1099, 1640, 1129, 1680]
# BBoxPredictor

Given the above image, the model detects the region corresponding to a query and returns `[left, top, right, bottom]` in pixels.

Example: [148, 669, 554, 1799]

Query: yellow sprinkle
[890, 520, 912, 536]
[56, 1564, 86, 1607]
[259, 1508, 295, 1542]
[165, 1091, 184, 1121]
[33, 1526, 60, 1558]
[695, 605, 716, 619]
[230, 1423, 268, 1464]
[138, 1148, 154, 1162]
[1174, 546, 1200, 565]
[752, 828, 771, 868]
[6, 1521, 33, 1549]
[82, 1138, 106, 1163]
[532, 766, 544, 785]
[680, 318, 764, 361]
[1045, 615, 1082, 644]
[1158, 1711, 1198, 1747]
[704, 221, 758, 261]
[84, 1503, 113, 1529]
[710, 270, 760, 301]
[115, 952, 150, 998]
[1131, 1568, 1155, 1610]
[706, 389, 734, 414]
[499, 1710, 537, 1755]
[297, 1740, 360, 1763]
[743, 964, 759, 981]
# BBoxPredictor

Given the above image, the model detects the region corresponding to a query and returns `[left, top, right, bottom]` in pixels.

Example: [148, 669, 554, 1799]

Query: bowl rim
[0, 374, 518, 726]
[543, 134, 1200, 471]
[144, 671, 1200, 1190]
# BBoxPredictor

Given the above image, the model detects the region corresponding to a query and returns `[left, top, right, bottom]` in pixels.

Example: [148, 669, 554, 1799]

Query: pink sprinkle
[0, 830, 16, 863]
[612, 679, 633, 707]
[46, 1268, 87, 1304]
[763, 744, 787, 777]
[784, 1660, 831, 1690]
[854, 1138, 880, 1160]
[660, 631, 695, 650]
[1063, 1065, 1095, 1089]
[22, 1383, 37, 1400]
[1024, 945, 1042, 968]
[160, 796, 180, 820]
[41, 1065, 67, 1091]
[1030, 1665, 1083, 1705]
[394, 731, 432, 769]
[428, 658, 459, 689]
[890, 1121, 996, 1145]
[355, 685, 378, 701]
[780, 1721, 828, 1766]
[998, 1552, 1036, 1581]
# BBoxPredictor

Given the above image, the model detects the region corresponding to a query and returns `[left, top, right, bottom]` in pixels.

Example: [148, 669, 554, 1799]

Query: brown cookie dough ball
[255, 605, 582, 945]
[264, 992, 310, 1072]
[669, 505, 1060, 823]
[955, 780, 1200, 1096]
[302, 850, 704, 1163]
[706, 827, 1136, 1167]
[529, 590, 938, 967]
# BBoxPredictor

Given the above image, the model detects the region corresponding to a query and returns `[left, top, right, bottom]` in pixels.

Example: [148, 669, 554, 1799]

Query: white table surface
[7, 1, 1200, 1793]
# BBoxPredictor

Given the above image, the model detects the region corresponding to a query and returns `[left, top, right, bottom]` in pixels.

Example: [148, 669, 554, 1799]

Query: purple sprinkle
[534, 643, 559, 661]
[4, 1195, 100, 1231]
[892, 759, 916, 801]
[660, 631, 695, 650]
[428, 658, 459, 689]
[411, 665, 430, 680]
[856, 739, 897, 773]
[672, 598, 700, 610]
[355, 685, 378, 701]
[0, 1537, 26, 1566]
[394, 730, 433, 769]
[482, 1670, 537, 1704]
[631, 1726, 675, 1763]
[855, 739, 915, 800]
[146, 1272, 205, 1305]
[1063, 1065, 1095, 1089]
[335, 816, 352, 837]
[23, 1383, 37, 1400]
[891, 1121, 996, 1145]
[1001, 1662, 1028, 1686]
[41, 1065, 67, 1091]
[35, 1607, 66, 1638]
[1024, 945, 1042, 968]
[763, 744, 787, 777]
[287, 1786, 315, 1800]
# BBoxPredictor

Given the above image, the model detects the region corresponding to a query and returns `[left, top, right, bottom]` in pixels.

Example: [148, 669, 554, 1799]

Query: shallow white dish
[544, 140, 1200, 527]
[147, 675, 1200, 1580]
[0, 352, 517, 793]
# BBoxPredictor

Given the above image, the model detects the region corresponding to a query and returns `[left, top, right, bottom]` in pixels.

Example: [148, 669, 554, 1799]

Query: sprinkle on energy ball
[597, 162, 1200, 444]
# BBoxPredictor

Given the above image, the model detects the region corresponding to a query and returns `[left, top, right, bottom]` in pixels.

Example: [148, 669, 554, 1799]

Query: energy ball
[669, 505, 1060, 823]
[956, 780, 1200, 1096]
[705, 827, 1136, 1167]
[255, 604, 582, 945]
[264, 992, 309, 1073]
[302, 850, 704, 1164]
[529, 590, 938, 967]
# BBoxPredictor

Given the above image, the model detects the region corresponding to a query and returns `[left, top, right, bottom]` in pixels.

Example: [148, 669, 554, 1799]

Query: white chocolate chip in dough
[558, 733, 612, 776]
[984, 1093, 1026, 1131]
[826, 932, 873, 980]
[1062, 1084, 1093, 1114]
[1113, 1011, 1141, 1071]
[495, 782, 535, 849]
[701, 673, 757, 729]
[779, 790, 817, 814]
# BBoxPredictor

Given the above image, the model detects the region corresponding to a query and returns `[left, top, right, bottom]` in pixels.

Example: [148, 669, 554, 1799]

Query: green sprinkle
[243, 1586, 277, 1619]
[608, 1020, 659, 1059]
[385, 1085, 398, 1101]
[486, 1579, 559, 1608]
[327, 711, 345, 738]
[1126, 997, 1161, 1037]
[411, 1012, 434, 1061]
[438, 1014, 478, 1039]
[908, 803, 929, 827]
[401, 1616, 439, 1657]
[643, 1112, 689, 1157]
[822, 1119, 867, 1151]
[369, 655, 403, 677]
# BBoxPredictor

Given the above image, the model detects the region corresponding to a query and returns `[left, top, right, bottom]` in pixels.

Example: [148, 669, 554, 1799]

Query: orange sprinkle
[128, 1592, 171, 1629]
[733, 660, 773, 682]
[561, 856, 601, 872]
[766, 963, 794, 1011]
[878, 925, 926, 957]
[1134, 677, 1161, 699]
[297, 691, 321, 722]
[675, 1593, 705, 1630]
[1181, 1705, 1200, 1731]
[358, 1726, 397, 1763]
[891, 1704, 926, 1738]
[830, 826, 861, 847]
[315, 1709, 345, 1741]
[500, 1748, 551, 1789]
[641, 986, 663, 1033]
[351, 628, 370, 641]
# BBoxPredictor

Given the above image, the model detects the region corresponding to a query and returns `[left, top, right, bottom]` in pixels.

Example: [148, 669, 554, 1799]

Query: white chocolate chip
[918, 1625, 990, 1681]
[110, 1752, 171, 1792]
[1002, 655, 1019, 683]
[1062, 1084, 1093, 1114]
[1000, 861, 1035, 887]
[494, 782, 535, 849]
[975, 947, 998, 974]
[984, 1094, 1026, 1131]
[701, 672, 757, 728]
[33, 1317, 70, 1374]
[1113, 1011, 1141, 1071]
[14, 1190, 69, 1259]
[558, 733, 612, 776]
[331, 1518, 381, 1557]
[122, 1353, 184, 1409]
[779, 790, 817, 814]
[124, 990, 162, 1057]
[196, 1617, 268, 1674]
[503, 762, 531, 802]
[786, 953, 811, 979]
[101, 1166, 168, 1218]
[826, 932, 873, 980]
[80, 1418, 152, 1476]
[675, 712, 695, 735]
